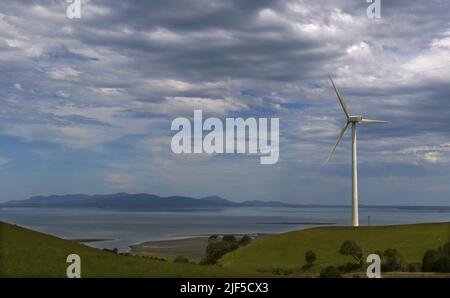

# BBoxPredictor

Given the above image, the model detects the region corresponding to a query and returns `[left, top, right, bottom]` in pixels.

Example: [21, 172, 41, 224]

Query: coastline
[130, 233, 271, 260]
[69, 238, 113, 243]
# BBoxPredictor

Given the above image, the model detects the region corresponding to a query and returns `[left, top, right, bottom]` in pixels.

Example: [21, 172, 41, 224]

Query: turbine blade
[326, 122, 349, 162]
[361, 118, 389, 124]
[329, 74, 350, 119]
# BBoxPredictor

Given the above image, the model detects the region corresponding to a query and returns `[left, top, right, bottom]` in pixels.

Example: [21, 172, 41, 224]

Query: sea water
[0, 206, 449, 252]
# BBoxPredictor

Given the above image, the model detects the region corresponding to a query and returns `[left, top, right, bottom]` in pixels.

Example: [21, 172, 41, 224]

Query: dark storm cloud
[65, 0, 336, 83]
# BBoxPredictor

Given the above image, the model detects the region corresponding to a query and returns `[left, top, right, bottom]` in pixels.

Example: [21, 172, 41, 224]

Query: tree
[305, 250, 317, 265]
[422, 243, 450, 273]
[382, 248, 404, 272]
[208, 235, 219, 242]
[432, 257, 450, 273]
[439, 242, 450, 257]
[205, 240, 239, 264]
[422, 249, 440, 272]
[319, 266, 342, 278]
[339, 241, 363, 265]
[222, 235, 237, 243]
[239, 235, 252, 246]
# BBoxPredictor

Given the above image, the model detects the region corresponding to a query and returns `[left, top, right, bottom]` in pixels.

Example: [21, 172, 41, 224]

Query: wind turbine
[327, 75, 388, 227]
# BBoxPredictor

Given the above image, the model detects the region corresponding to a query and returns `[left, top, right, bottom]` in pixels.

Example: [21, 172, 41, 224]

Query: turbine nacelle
[348, 116, 388, 124]
[348, 116, 363, 123]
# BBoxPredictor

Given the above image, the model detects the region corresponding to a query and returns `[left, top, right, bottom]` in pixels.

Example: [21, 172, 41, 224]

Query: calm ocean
[0, 206, 449, 251]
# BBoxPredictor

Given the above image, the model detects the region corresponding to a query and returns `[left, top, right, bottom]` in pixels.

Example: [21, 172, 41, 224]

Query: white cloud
[161, 96, 249, 115]
[399, 143, 450, 164]
[91, 87, 123, 96]
[47, 66, 81, 80]
[14, 83, 23, 91]
[423, 152, 442, 163]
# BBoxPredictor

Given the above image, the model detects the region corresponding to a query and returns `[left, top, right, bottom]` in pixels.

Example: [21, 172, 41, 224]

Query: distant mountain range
[0, 193, 308, 210]
[1, 193, 449, 211]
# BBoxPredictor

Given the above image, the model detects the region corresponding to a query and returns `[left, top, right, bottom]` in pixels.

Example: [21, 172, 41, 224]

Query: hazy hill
[2, 193, 449, 211]
[0, 193, 300, 210]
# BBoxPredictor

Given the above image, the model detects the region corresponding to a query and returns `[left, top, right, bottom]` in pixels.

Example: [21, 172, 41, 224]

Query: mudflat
[130, 234, 271, 260]
[130, 237, 209, 259]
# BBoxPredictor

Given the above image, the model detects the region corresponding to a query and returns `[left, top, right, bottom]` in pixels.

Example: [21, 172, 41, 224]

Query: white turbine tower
[327, 75, 388, 227]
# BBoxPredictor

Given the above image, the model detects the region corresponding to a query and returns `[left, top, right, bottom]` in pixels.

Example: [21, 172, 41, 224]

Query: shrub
[439, 242, 450, 257]
[205, 239, 239, 264]
[339, 241, 363, 265]
[382, 248, 404, 272]
[432, 257, 450, 273]
[239, 235, 252, 246]
[422, 249, 440, 272]
[222, 235, 237, 243]
[421, 243, 450, 272]
[305, 250, 317, 265]
[268, 266, 303, 276]
[173, 256, 189, 263]
[271, 267, 293, 276]
[102, 247, 119, 254]
[208, 235, 219, 242]
[405, 262, 422, 272]
[338, 262, 361, 273]
[319, 266, 342, 278]
[141, 255, 167, 261]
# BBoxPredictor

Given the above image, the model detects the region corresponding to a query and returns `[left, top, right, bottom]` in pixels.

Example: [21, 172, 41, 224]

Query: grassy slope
[220, 222, 450, 271]
[0, 222, 263, 277]
[2, 221, 449, 277]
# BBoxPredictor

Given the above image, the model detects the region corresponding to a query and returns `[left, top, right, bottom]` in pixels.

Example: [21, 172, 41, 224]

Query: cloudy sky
[0, 0, 449, 205]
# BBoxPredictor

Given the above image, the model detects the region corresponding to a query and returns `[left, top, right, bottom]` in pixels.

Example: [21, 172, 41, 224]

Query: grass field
[1, 221, 449, 277]
[0, 221, 264, 277]
[220, 222, 450, 272]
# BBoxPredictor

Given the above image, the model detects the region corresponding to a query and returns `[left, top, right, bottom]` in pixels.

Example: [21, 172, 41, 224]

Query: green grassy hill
[1, 221, 449, 277]
[0, 221, 262, 277]
[220, 222, 450, 272]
